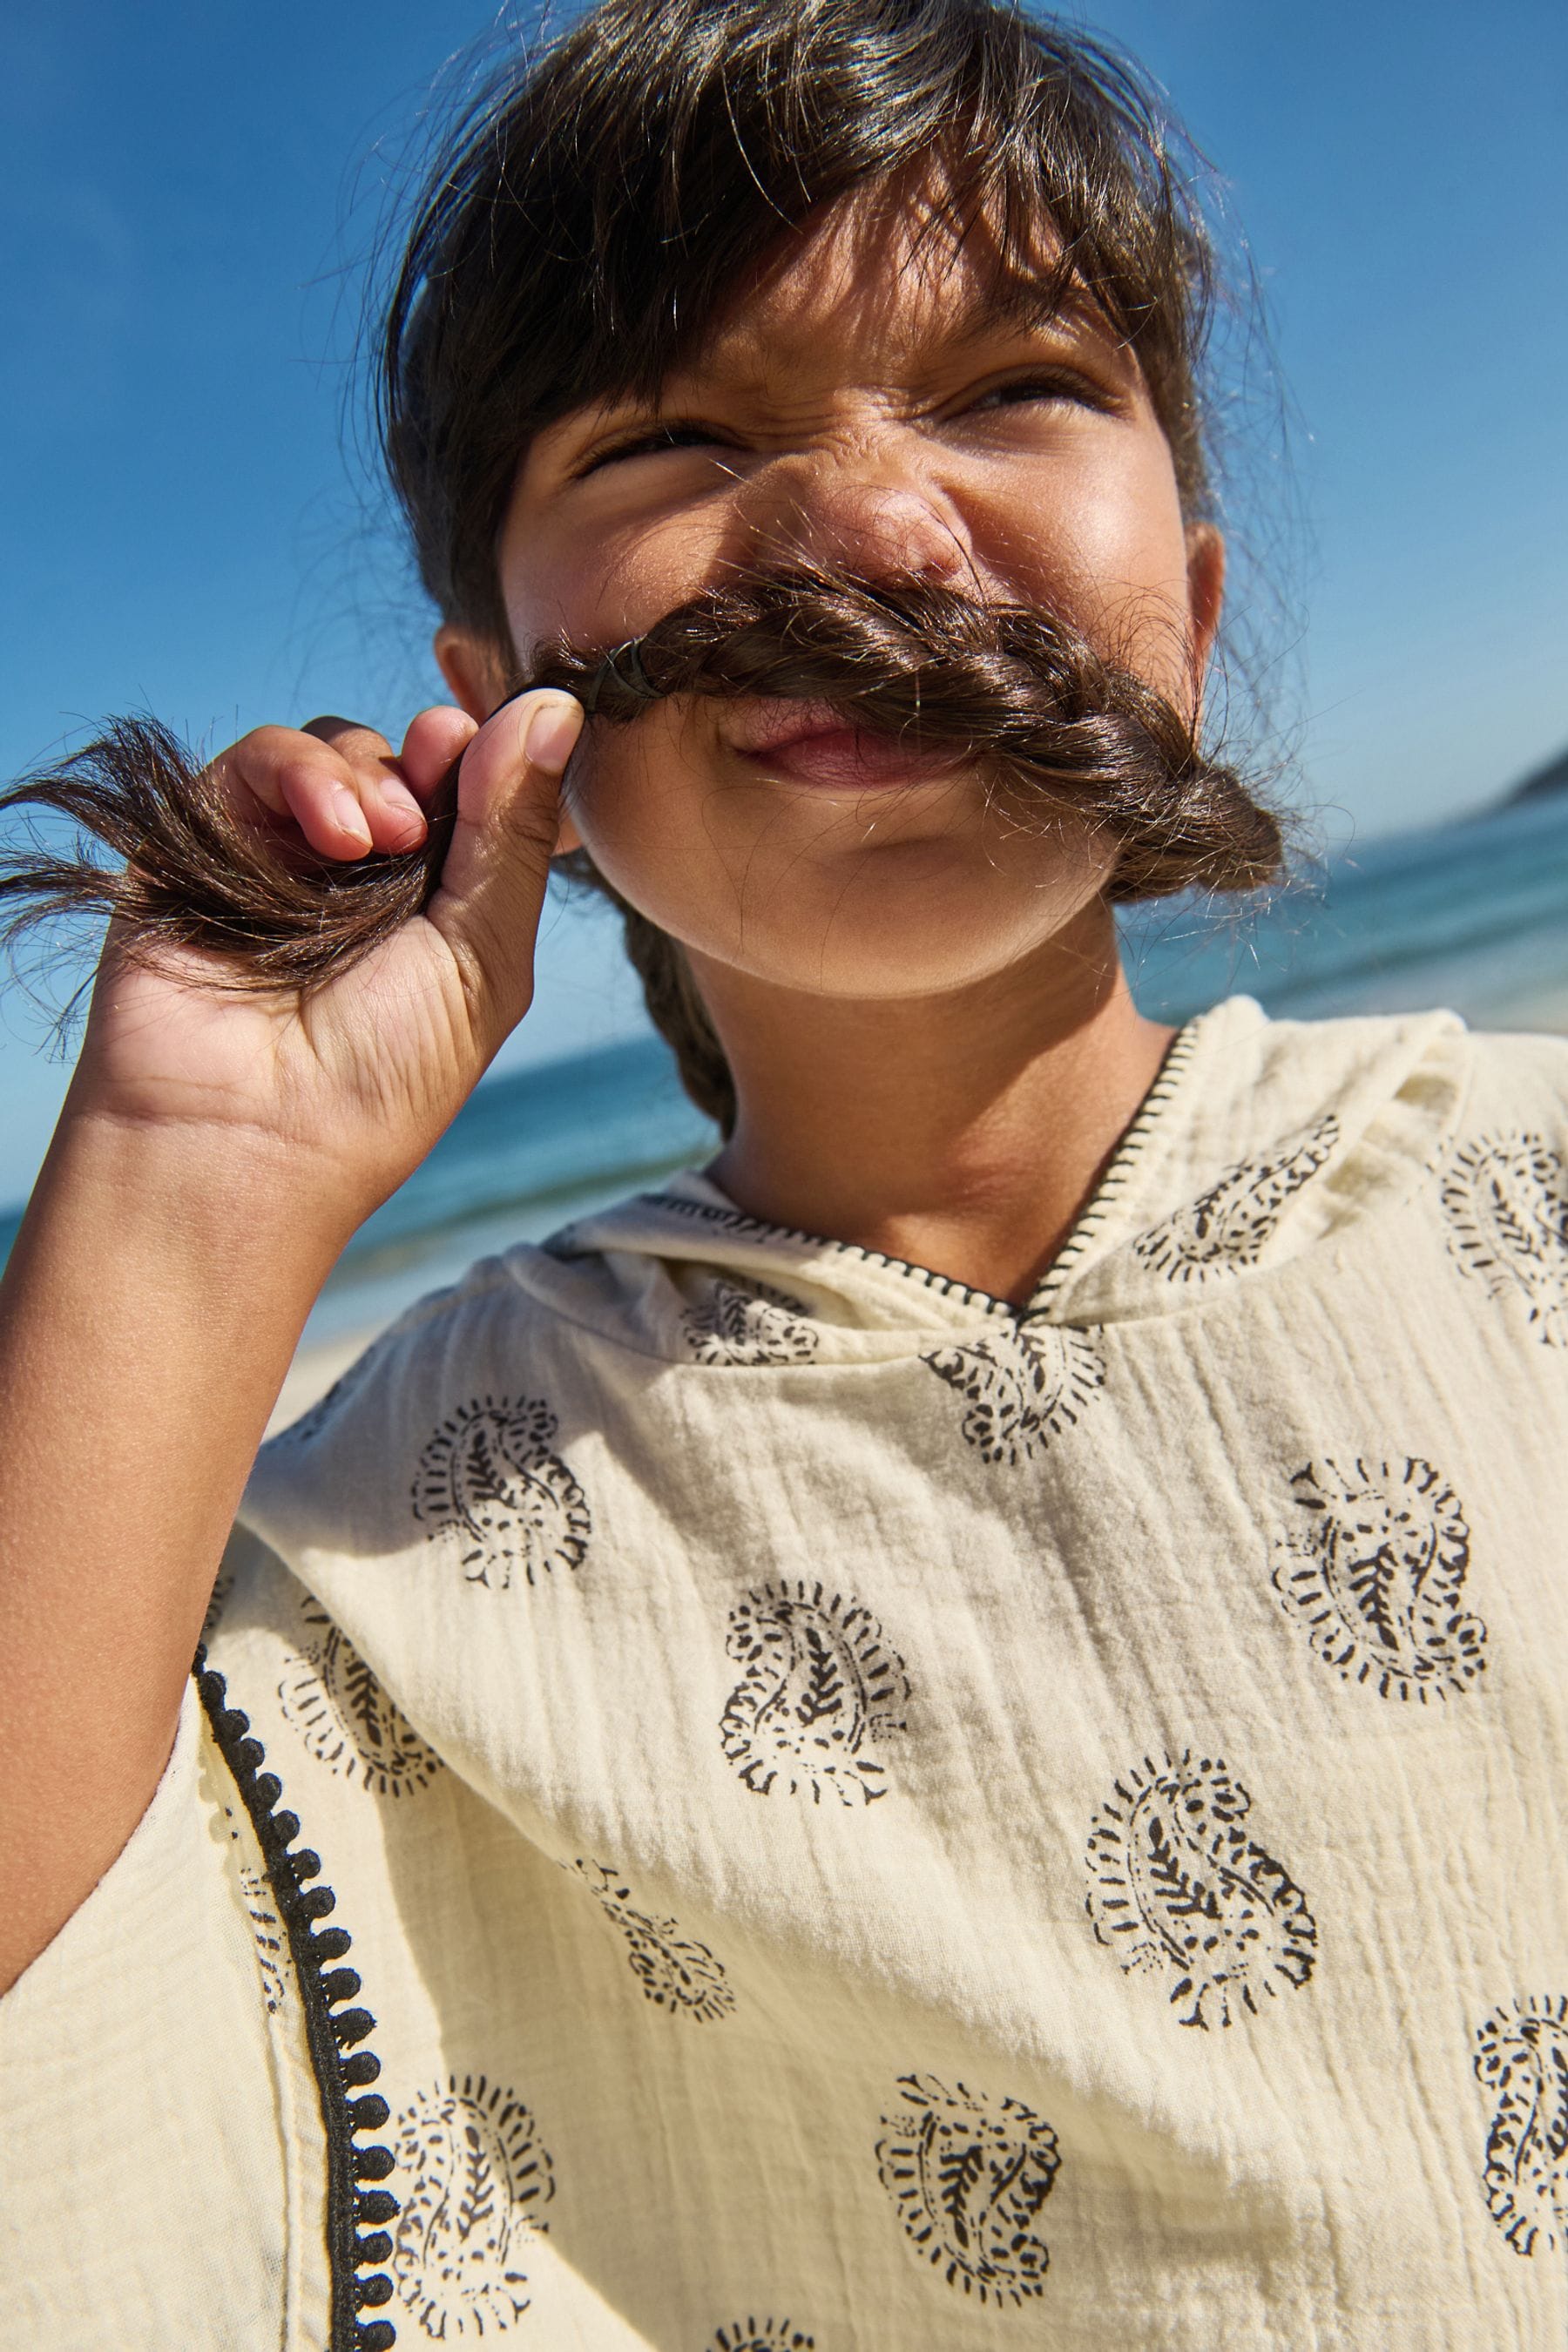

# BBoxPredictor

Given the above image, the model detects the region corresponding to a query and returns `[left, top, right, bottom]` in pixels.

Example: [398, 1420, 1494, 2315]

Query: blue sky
[2, 0, 1565, 1200]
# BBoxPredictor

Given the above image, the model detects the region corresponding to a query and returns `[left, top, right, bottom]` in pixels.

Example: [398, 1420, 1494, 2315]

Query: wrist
[16, 1102, 356, 1315]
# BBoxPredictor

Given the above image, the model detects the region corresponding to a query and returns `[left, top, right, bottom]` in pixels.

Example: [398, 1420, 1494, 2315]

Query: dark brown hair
[380, 0, 1220, 641]
[0, 561, 1279, 1120]
[1, 0, 1285, 1129]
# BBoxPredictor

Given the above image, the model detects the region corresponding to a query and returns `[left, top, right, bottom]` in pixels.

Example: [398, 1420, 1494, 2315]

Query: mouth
[723, 698, 966, 792]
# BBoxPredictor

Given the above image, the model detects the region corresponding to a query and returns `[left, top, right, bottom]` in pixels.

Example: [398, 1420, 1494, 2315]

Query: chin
[681, 862, 1119, 1004]
[575, 755, 1119, 994]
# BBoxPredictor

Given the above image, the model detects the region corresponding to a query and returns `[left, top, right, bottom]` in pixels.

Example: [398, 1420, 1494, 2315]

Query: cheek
[563, 713, 1120, 999]
[561, 708, 723, 909]
[982, 443, 1195, 701]
[1065, 461, 1194, 692]
[501, 504, 736, 662]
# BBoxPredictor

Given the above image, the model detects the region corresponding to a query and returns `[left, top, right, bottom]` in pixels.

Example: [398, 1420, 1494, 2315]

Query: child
[3, 3, 1565, 2345]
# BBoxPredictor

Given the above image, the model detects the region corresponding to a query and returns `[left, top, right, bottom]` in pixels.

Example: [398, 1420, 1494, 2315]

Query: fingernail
[376, 776, 425, 826]
[524, 694, 585, 777]
[334, 787, 372, 847]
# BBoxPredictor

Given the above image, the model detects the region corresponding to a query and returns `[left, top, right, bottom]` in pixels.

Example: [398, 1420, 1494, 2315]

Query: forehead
[654, 184, 1100, 404]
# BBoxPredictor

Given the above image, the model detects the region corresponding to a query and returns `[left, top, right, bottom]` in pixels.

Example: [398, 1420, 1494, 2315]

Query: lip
[724, 698, 964, 791]
[724, 698, 850, 756]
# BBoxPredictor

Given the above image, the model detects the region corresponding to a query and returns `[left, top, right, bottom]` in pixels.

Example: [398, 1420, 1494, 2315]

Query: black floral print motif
[412, 1395, 591, 1589]
[1085, 1752, 1318, 2029]
[681, 1275, 820, 1366]
[1442, 1133, 1568, 1346]
[1271, 1456, 1486, 1701]
[1474, 1996, 1568, 2256]
[278, 1597, 443, 1797]
[922, 1323, 1105, 1465]
[1129, 1113, 1340, 1281]
[876, 2072, 1060, 2304]
[238, 1861, 288, 2014]
[706, 2320, 814, 2350]
[573, 1860, 735, 2022]
[720, 1579, 910, 1803]
[392, 2073, 554, 2338]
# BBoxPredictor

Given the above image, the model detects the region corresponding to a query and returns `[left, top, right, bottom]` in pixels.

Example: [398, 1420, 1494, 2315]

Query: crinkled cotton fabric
[5, 996, 1568, 2351]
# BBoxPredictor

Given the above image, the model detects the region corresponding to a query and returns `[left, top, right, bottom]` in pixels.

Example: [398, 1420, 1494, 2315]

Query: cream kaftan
[4, 997, 1567, 2350]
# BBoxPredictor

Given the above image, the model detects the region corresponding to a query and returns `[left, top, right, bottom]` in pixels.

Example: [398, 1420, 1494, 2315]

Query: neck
[696, 901, 1173, 1308]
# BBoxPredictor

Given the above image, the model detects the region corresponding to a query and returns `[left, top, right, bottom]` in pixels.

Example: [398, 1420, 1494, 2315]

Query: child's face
[441, 191, 1223, 1005]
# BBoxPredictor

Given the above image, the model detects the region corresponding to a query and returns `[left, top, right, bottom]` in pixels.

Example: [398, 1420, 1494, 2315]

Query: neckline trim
[1023, 1017, 1200, 1315]
[637, 1016, 1203, 1324]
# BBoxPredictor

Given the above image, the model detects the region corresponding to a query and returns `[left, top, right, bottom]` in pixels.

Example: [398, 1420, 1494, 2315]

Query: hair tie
[584, 637, 659, 717]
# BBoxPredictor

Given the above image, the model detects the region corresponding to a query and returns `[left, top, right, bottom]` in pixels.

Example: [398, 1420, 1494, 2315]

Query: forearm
[0, 1106, 352, 1990]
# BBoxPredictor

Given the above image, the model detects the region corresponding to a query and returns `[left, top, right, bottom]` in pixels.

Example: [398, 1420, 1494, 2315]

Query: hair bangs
[380, 0, 1217, 640]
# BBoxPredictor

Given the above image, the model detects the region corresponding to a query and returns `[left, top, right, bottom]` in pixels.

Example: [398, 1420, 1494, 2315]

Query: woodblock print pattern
[413, 1394, 591, 1588]
[1441, 1133, 1568, 1345]
[573, 1859, 735, 2022]
[1129, 1114, 1341, 1281]
[1474, 1995, 1568, 2256]
[922, 1323, 1105, 1465]
[875, 2072, 1060, 2303]
[681, 1276, 820, 1366]
[392, 2073, 555, 2336]
[1085, 1751, 1318, 2028]
[277, 1595, 443, 1797]
[238, 1860, 287, 2013]
[706, 2322, 815, 2350]
[1270, 1456, 1486, 1700]
[720, 1578, 910, 1803]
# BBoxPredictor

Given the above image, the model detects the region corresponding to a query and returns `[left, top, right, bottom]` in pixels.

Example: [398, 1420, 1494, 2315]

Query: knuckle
[302, 714, 393, 758]
[491, 789, 558, 861]
[221, 724, 318, 780]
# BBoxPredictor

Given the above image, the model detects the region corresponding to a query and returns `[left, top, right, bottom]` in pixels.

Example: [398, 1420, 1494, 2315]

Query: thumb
[424, 688, 585, 1055]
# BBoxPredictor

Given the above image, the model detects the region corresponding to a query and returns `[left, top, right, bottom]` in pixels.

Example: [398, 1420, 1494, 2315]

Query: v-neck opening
[644, 1015, 1204, 1324]
[1020, 1017, 1200, 1317]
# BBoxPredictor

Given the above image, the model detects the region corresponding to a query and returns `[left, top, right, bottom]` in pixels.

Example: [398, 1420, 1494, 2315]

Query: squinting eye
[581, 424, 732, 474]
[967, 375, 1107, 415]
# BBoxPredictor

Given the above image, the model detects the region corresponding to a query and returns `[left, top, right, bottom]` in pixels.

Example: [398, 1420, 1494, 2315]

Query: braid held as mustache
[0, 567, 1282, 1006]
[532, 567, 1284, 903]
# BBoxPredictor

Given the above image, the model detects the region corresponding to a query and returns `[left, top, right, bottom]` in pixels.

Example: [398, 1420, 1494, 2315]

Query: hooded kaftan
[4, 997, 1567, 2351]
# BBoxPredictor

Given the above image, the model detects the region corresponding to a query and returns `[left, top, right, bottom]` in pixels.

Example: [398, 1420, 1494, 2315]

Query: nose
[739, 456, 974, 586]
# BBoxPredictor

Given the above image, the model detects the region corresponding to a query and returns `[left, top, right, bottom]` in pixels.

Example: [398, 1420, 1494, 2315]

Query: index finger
[301, 715, 426, 849]
[301, 716, 395, 761]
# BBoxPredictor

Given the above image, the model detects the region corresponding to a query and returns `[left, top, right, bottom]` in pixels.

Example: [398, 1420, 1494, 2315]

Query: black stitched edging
[635, 1017, 1204, 1324]
[196, 1651, 398, 2351]
[1024, 1016, 1201, 1314]
[632, 1191, 1018, 1316]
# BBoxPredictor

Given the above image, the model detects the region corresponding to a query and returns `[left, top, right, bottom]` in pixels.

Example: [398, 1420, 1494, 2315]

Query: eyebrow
[948, 263, 1120, 350]
[543, 260, 1125, 469]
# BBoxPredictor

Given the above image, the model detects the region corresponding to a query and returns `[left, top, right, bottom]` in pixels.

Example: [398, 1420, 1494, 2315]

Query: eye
[963, 370, 1113, 417]
[578, 422, 736, 476]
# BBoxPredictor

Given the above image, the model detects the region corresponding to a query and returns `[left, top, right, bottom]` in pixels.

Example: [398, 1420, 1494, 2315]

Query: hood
[504, 996, 1472, 1362]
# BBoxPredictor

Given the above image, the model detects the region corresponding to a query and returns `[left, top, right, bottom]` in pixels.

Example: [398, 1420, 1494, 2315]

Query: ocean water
[3, 787, 1565, 1344]
[1121, 787, 1568, 1036]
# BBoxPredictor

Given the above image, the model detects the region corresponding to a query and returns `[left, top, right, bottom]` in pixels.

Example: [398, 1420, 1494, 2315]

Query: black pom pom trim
[197, 1651, 398, 2349]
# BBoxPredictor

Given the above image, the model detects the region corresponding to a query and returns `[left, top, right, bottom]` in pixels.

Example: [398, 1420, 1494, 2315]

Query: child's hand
[66, 688, 585, 1234]
[0, 687, 588, 1990]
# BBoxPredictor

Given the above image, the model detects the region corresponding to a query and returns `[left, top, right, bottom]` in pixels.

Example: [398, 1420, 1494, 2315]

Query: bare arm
[0, 1112, 349, 1989]
[0, 688, 582, 1991]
